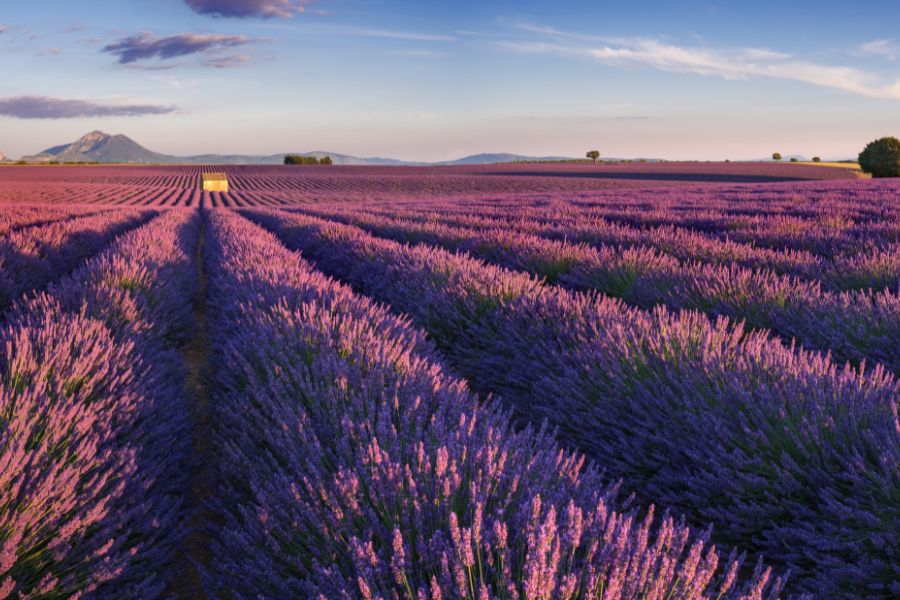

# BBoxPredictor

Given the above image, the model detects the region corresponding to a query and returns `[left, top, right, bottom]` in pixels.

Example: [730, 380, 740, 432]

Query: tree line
[284, 155, 333, 166]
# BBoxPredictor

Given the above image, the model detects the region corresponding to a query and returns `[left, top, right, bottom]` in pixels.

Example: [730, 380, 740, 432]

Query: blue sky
[1, 0, 899, 161]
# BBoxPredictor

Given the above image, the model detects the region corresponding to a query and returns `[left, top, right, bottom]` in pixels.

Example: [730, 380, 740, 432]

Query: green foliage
[585, 150, 601, 163]
[284, 154, 335, 166]
[772, 153, 782, 161]
[812, 156, 821, 163]
[858, 137, 900, 178]
[790, 157, 798, 163]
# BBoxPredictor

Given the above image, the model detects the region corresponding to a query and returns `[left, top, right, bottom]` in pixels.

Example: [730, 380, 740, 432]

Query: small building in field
[201, 172, 229, 193]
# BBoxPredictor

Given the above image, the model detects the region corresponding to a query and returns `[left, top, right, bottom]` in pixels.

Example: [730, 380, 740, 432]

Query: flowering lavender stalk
[246, 208, 900, 598]
[203, 209, 782, 599]
[0, 208, 156, 311]
[0, 209, 198, 598]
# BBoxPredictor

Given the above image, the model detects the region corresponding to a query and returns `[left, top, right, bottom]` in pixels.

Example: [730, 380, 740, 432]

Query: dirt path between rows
[175, 211, 214, 599]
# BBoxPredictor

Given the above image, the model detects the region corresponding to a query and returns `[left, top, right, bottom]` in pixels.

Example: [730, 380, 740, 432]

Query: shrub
[772, 153, 782, 161]
[858, 136, 900, 178]
[790, 157, 798, 162]
[812, 156, 821, 162]
[284, 154, 327, 166]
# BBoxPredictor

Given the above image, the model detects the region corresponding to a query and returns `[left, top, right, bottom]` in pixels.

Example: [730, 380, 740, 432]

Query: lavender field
[0, 164, 897, 599]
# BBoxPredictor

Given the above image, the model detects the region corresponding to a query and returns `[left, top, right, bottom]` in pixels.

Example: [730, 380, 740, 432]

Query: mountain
[24, 131, 174, 163]
[20, 131, 579, 166]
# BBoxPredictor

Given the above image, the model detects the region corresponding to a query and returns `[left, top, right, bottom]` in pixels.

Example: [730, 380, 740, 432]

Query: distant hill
[24, 131, 174, 163]
[179, 151, 422, 166]
[441, 152, 575, 165]
[19, 131, 581, 166]
[761, 155, 809, 162]
[0, 147, 6, 161]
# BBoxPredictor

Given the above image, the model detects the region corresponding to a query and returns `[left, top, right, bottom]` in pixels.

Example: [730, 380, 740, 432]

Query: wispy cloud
[340, 26, 455, 42]
[385, 49, 447, 58]
[858, 38, 899, 60]
[0, 96, 177, 119]
[260, 22, 455, 42]
[0, 24, 8, 34]
[185, 0, 318, 19]
[500, 26, 900, 100]
[202, 54, 252, 68]
[103, 32, 264, 64]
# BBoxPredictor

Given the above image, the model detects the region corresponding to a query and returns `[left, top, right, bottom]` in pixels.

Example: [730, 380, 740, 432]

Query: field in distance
[0, 160, 865, 207]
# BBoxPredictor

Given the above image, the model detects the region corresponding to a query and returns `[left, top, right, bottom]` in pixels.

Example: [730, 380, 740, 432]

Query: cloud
[103, 32, 261, 64]
[269, 23, 455, 42]
[185, 0, 317, 19]
[858, 39, 899, 60]
[202, 54, 251, 68]
[500, 27, 900, 101]
[0, 96, 177, 119]
[0, 24, 8, 34]
[385, 49, 447, 58]
[347, 27, 455, 42]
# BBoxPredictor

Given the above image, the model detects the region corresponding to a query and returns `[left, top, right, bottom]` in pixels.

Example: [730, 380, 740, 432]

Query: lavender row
[545, 180, 900, 222]
[247, 208, 900, 598]
[325, 203, 900, 293]
[201, 209, 782, 599]
[0, 210, 199, 598]
[305, 208, 900, 373]
[391, 181, 900, 256]
[0, 204, 101, 236]
[0, 208, 157, 312]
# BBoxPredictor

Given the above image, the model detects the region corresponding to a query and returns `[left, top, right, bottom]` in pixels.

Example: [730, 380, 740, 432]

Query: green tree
[586, 150, 600, 163]
[772, 152, 782, 161]
[812, 156, 821, 163]
[320, 156, 334, 166]
[858, 137, 900, 178]
[790, 157, 798, 162]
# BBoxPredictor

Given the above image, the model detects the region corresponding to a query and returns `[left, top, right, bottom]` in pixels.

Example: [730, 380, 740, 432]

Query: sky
[1, 0, 899, 161]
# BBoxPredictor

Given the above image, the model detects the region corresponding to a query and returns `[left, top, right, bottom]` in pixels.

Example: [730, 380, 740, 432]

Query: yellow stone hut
[201, 172, 229, 193]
